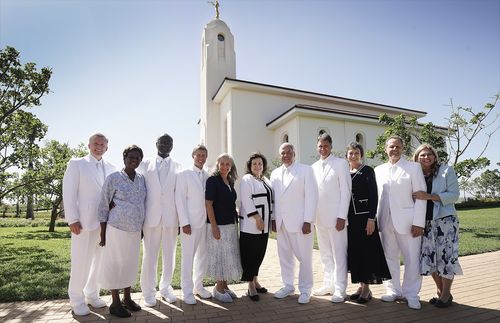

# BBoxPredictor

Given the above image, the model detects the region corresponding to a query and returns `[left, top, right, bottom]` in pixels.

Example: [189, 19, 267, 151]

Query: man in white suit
[311, 133, 351, 303]
[175, 145, 212, 305]
[375, 135, 426, 310]
[271, 143, 318, 304]
[63, 133, 115, 316]
[140, 134, 181, 306]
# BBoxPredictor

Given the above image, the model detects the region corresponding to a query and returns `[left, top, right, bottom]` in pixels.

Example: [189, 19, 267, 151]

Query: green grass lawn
[0, 207, 498, 302]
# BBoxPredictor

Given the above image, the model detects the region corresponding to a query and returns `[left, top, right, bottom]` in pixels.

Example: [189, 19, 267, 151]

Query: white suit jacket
[175, 166, 208, 229]
[374, 157, 426, 234]
[270, 162, 318, 233]
[139, 157, 181, 228]
[312, 155, 352, 228]
[62, 155, 116, 231]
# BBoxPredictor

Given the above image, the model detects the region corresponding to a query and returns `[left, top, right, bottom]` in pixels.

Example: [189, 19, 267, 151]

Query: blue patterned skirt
[420, 215, 463, 279]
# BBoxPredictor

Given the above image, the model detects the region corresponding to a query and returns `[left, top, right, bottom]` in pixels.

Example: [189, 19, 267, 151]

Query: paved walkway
[1, 240, 499, 322]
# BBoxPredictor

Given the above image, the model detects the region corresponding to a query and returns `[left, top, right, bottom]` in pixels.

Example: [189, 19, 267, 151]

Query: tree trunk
[26, 195, 34, 219]
[48, 196, 62, 232]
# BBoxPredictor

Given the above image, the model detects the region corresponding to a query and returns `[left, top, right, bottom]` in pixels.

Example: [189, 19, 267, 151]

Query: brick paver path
[1, 240, 499, 322]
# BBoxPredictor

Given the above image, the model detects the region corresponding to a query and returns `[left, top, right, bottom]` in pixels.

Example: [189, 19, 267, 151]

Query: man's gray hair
[279, 142, 295, 153]
[88, 133, 108, 143]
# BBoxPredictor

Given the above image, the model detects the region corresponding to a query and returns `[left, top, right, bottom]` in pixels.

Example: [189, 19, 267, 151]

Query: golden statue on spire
[208, 0, 220, 19]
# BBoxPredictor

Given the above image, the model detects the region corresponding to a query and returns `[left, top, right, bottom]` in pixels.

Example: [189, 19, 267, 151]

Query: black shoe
[435, 295, 453, 308]
[356, 291, 372, 304]
[248, 289, 260, 301]
[429, 297, 439, 305]
[122, 299, 141, 312]
[256, 287, 268, 294]
[350, 293, 361, 301]
[109, 303, 131, 318]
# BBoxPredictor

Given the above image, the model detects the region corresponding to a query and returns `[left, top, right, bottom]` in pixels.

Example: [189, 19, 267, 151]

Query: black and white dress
[239, 174, 273, 281]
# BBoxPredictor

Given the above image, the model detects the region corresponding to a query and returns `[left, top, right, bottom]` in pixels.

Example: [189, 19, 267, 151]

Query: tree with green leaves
[367, 94, 498, 188]
[0, 46, 51, 201]
[468, 168, 500, 199]
[366, 114, 446, 162]
[30, 140, 87, 231]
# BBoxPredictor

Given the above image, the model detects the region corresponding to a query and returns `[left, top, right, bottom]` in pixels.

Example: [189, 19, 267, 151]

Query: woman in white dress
[98, 145, 146, 318]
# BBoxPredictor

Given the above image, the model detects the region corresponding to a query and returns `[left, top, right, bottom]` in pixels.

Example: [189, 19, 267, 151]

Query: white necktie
[198, 170, 205, 189]
[283, 168, 290, 186]
[96, 161, 105, 186]
[159, 160, 169, 187]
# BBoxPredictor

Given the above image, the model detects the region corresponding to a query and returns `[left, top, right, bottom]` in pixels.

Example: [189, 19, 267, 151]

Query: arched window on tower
[217, 33, 225, 59]
[282, 134, 289, 143]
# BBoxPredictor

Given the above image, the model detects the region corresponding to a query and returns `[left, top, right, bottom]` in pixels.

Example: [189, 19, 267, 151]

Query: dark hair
[245, 152, 268, 176]
[192, 144, 208, 157]
[157, 133, 173, 144]
[346, 142, 364, 158]
[123, 145, 144, 160]
[317, 133, 332, 145]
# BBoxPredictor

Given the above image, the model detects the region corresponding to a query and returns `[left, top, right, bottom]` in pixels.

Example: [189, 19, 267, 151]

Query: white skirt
[206, 224, 242, 281]
[99, 225, 141, 290]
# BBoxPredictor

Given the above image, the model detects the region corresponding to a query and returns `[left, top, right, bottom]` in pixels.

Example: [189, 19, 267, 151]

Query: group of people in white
[63, 132, 462, 318]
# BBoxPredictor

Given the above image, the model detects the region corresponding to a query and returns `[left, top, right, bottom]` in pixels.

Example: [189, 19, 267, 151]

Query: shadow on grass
[460, 227, 500, 239]
[0, 243, 69, 302]
[3, 229, 71, 240]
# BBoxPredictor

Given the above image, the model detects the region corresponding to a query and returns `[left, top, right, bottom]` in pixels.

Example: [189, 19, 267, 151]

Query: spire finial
[208, 0, 220, 19]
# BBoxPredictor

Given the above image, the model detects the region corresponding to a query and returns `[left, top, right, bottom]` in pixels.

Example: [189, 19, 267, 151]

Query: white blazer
[270, 162, 318, 233]
[139, 157, 181, 228]
[239, 174, 273, 234]
[175, 166, 208, 229]
[375, 158, 426, 234]
[62, 155, 116, 231]
[312, 155, 352, 228]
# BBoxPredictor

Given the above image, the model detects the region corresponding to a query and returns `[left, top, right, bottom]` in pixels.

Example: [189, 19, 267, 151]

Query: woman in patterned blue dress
[412, 144, 462, 308]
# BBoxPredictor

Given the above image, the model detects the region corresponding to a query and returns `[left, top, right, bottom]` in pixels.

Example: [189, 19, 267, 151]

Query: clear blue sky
[1, 0, 499, 170]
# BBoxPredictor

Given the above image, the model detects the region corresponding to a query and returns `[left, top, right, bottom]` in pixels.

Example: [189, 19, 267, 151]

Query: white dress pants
[277, 225, 314, 294]
[180, 225, 208, 296]
[68, 228, 102, 307]
[140, 224, 178, 298]
[379, 216, 422, 301]
[316, 225, 348, 295]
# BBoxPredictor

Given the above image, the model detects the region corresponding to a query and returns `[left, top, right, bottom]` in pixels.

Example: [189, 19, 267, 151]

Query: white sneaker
[331, 293, 347, 303]
[143, 296, 157, 307]
[212, 287, 233, 303]
[274, 286, 295, 299]
[381, 294, 401, 302]
[161, 288, 178, 304]
[183, 294, 197, 305]
[86, 297, 107, 308]
[194, 287, 212, 299]
[225, 289, 237, 299]
[313, 286, 333, 296]
[407, 298, 421, 310]
[298, 292, 311, 304]
[72, 303, 90, 316]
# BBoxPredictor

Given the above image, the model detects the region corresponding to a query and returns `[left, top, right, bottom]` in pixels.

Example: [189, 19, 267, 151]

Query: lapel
[148, 158, 162, 188]
[391, 159, 406, 182]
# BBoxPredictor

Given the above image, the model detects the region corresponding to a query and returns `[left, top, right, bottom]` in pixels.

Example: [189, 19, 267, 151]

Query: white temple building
[199, 17, 426, 171]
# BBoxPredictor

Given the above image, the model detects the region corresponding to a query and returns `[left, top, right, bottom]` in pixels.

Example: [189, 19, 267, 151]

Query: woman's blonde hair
[412, 143, 440, 177]
[212, 153, 238, 184]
